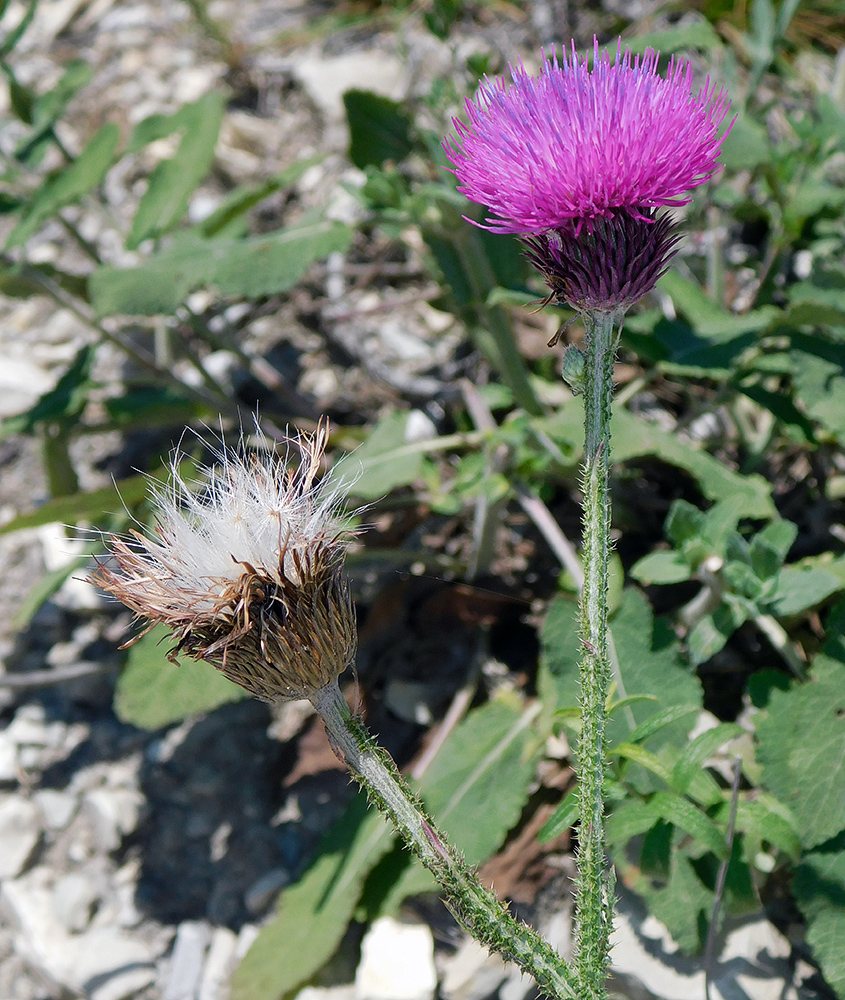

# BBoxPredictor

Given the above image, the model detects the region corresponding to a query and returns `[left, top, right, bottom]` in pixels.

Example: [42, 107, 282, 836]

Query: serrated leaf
[114, 624, 247, 728]
[790, 338, 845, 443]
[793, 834, 845, 997]
[636, 850, 712, 954]
[231, 796, 392, 1000]
[127, 93, 224, 249]
[6, 122, 118, 247]
[629, 549, 692, 585]
[343, 89, 413, 169]
[768, 566, 843, 617]
[672, 724, 743, 794]
[90, 215, 351, 316]
[757, 657, 845, 849]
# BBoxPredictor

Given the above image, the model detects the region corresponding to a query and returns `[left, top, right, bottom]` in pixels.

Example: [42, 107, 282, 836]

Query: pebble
[34, 789, 78, 830]
[53, 872, 99, 933]
[198, 926, 238, 1000]
[291, 49, 405, 121]
[163, 921, 211, 1000]
[440, 937, 507, 1000]
[83, 787, 145, 852]
[2, 866, 157, 1000]
[0, 797, 41, 878]
[355, 916, 437, 1000]
[610, 887, 795, 1000]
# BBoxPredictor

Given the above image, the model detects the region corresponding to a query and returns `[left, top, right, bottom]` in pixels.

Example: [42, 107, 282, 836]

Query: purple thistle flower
[444, 40, 732, 317]
[444, 40, 732, 236]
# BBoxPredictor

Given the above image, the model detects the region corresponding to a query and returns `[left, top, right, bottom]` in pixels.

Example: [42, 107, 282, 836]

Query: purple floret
[444, 40, 733, 236]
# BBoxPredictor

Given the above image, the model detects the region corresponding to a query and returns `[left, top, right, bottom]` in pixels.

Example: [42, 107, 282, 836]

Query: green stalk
[310, 681, 579, 1000]
[574, 309, 619, 997]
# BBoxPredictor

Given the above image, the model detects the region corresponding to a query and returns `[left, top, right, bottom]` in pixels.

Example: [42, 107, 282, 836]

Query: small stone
[163, 921, 211, 1000]
[0, 732, 17, 782]
[53, 872, 98, 933]
[355, 917, 436, 1000]
[440, 937, 507, 1000]
[0, 797, 41, 878]
[83, 788, 144, 852]
[34, 789, 78, 830]
[198, 926, 238, 1000]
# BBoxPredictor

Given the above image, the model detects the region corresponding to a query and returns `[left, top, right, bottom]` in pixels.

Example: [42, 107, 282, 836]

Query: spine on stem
[310, 681, 580, 1000]
[574, 309, 619, 999]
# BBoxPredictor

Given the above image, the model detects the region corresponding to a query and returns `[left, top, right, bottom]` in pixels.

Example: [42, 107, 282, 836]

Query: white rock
[0, 357, 53, 417]
[440, 937, 507, 1000]
[0, 797, 41, 878]
[34, 789, 78, 830]
[53, 872, 98, 933]
[355, 916, 436, 1000]
[293, 49, 405, 121]
[1, 866, 157, 1000]
[83, 788, 144, 852]
[198, 926, 238, 1000]
[163, 921, 211, 1000]
[610, 887, 794, 1000]
[297, 987, 356, 1000]
[0, 732, 18, 782]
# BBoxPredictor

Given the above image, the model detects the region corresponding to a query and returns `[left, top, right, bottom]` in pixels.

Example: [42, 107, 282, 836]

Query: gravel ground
[0, 2, 829, 999]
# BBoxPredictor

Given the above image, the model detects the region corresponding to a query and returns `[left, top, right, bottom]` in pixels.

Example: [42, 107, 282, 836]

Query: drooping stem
[310, 680, 580, 1000]
[574, 309, 619, 998]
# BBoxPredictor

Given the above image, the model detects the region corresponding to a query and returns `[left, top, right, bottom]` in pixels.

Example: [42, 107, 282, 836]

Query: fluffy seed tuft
[91, 421, 357, 701]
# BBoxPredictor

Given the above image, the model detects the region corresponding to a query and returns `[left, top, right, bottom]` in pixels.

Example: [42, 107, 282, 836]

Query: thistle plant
[93, 424, 580, 1000]
[445, 39, 732, 998]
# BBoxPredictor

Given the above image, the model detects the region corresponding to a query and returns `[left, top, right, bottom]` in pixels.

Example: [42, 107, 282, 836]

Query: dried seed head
[91, 421, 357, 702]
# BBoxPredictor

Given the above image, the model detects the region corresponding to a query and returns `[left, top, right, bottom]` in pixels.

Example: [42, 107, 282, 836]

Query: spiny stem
[575, 309, 619, 998]
[310, 681, 580, 1000]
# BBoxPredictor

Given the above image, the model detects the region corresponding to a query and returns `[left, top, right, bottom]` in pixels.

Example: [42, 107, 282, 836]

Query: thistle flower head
[444, 40, 732, 236]
[92, 421, 357, 702]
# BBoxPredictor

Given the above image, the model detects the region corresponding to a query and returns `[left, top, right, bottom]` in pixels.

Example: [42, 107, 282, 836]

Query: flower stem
[575, 309, 619, 998]
[310, 681, 580, 1000]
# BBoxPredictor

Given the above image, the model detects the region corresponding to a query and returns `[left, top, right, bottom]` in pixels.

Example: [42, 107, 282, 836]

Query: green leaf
[343, 89, 413, 169]
[625, 706, 700, 747]
[15, 60, 92, 165]
[376, 697, 541, 906]
[90, 215, 352, 315]
[620, 20, 722, 54]
[629, 549, 692, 585]
[665, 499, 706, 546]
[793, 833, 845, 998]
[0, 474, 151, 535]
[749, 521, 797, 579]
[790, 337, 845, 443]
[650, 791, 729, 859]
[610, 743, 675, 787]
[768, 566, 844, 617]
[540, 590, 702, 778]
[6, 122, 118, 247]
[612, 409, 775, 519]
[127, 93, 224, 249]
[538, 787, 579, 842]
[231, 796, 392, 1000]
[657, 271, 778, 341]
[757, 656, 845, 849]
[0, 343, 94, 436]
[672, 724, 743, 795]
[330, 412, 428, 500]
[606, 798, 661, 844]
[638, 850, 712, 954]
[687, 602, 748, 666]
[114, 625, 247, 729]
[719, 111, 771, 170]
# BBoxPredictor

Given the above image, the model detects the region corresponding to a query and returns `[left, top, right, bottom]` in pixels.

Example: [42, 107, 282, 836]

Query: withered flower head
[92, 421, 357, 702]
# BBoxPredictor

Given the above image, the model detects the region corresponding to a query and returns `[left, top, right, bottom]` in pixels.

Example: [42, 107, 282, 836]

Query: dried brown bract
[91, 421, 357, 701]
